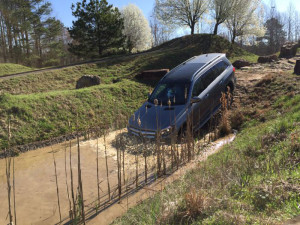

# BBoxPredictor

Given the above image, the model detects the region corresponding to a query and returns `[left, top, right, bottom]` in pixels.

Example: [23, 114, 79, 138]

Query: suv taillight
[233, 67, 236, 72]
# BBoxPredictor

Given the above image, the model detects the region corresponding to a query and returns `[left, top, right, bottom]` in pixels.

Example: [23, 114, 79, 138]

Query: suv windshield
[148, 82, 190, 105]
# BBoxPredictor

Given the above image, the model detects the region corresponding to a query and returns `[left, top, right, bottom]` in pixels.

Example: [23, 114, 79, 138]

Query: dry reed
[96, 131, 100, 210]
[104, 132, 111, 200]
[68, 121, 76, 221]
[52, 147, 62, 222]
[76, 116, 85, 224]
[5, 116, 14, 225]
[64, 144, 71, 215]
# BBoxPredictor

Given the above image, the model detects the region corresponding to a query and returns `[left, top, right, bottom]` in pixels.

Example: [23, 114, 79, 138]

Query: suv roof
[162, 53, 225, 83]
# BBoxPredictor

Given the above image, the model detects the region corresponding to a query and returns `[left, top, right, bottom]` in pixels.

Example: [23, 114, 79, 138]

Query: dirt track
[0, 50, 157, 80]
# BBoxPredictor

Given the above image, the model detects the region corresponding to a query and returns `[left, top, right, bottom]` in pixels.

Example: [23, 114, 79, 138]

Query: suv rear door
[191, 76, 208, 129]
[191, 61, 229, 130]
[212, 61, 230, 102]
[191, 68, 218, 129]
[203, 61, 229, 113]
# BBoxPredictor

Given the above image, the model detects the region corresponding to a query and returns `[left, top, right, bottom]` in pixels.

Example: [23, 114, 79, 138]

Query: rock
[279, 42, 299, 58]
[76, 75, 101, 89]
[232, 60, 251, 69]
[136, 69, 169, 80]
[258, 55, 278, 63]
[288, 59, 296, 64]
[112, 78, 122, 83]
[294, 60, 300, 75]
[240, 66, 251, 71]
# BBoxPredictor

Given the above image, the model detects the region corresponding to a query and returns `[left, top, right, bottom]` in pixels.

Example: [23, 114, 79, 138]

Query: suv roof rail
[191, 54, 224, 80]
[160, 53, 225, 82]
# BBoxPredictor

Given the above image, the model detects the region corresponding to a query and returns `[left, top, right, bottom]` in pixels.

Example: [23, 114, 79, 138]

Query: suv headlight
[160, 126, 174, 137]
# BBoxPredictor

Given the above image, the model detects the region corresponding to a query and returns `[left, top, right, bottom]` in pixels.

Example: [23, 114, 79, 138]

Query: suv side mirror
[190, 96, 201, 104]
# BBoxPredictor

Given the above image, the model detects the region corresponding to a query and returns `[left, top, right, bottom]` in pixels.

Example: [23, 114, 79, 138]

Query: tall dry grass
[218, 90, 232, 137]
[51, 147, 62, 222]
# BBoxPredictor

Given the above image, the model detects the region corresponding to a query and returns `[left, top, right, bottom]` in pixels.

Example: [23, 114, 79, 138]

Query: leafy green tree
[0, 0, 70, 67]
[68, 0, 125, 57]
[264, 17, 286, 53]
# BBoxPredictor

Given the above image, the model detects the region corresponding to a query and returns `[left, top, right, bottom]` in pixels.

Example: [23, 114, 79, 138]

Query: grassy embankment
[0, 63, 33, 76]
[0, 34, 257, 151]
[114, 71, 300, 224]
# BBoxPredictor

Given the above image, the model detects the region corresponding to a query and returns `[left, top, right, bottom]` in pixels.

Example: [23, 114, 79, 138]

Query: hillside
[114, 61, 300, 225]
[0, 34, 257, 151]
[0, 63, 33, 77]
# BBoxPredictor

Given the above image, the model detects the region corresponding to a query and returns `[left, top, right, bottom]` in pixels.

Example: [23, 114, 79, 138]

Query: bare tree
[211, 0, 235, 35]
[286, 2, 295, 41]
[155, 0, 209, 35]
[295, 11, 299, 41]
[150, 9, 174, 47]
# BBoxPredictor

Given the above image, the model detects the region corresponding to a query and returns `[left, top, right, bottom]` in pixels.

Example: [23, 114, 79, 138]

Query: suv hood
[129, 102, 187, 131]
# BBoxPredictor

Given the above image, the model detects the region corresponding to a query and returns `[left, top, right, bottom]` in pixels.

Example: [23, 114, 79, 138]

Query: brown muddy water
[0, 129, 235, 225]
[0, 129, 143, 225]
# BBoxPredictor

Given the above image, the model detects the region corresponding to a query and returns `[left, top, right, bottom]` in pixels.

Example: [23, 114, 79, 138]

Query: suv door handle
[219, 80, 223, 85]
[205, 93, 209, 98]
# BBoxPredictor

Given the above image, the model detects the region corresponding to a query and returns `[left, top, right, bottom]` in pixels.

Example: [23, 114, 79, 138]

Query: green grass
[0, 79, 150, 149]
[0, 34, 257, 95]
[114, 92, 300, 225]
[113, 69, 300, 224]
[0, 63, 33, 76]
[0, 34, 258, 151]
[228, 54, 258, 64]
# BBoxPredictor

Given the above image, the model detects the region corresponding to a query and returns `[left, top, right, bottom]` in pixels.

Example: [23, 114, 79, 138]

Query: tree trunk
[13, 27, 19, 64]
[20, 31, 25, 54]
[213, 23, 219, 35]
[0, 18, 7, 62]
[231, 30, 236, 44]
[190, 22, 195, 35]
[7, 23, 13, 60]
[98, 41, 102, 56]
[39, 38, 42, 58]
[97, 27, 102, 56]
[25, 30, 29, 56]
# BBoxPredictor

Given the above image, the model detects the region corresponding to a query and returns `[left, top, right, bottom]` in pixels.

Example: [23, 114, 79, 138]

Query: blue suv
[128, 53, 236, 139]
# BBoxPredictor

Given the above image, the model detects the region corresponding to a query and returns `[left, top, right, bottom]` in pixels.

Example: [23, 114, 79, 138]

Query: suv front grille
[128, 126, 156, 139]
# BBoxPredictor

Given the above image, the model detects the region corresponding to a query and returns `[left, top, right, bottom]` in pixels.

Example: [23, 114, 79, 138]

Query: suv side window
[214, 61, 228, 77]
[192, 61, 229, 97]
[192, 78, 205, 97]
[203, 61, 228, 87]
[202, 69, 215, 88]
[192, 68, 216, 97]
